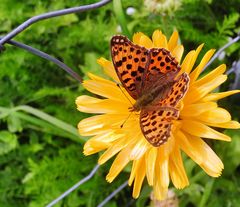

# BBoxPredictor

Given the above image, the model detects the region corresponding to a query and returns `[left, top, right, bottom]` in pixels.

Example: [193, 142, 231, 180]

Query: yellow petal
[152, 30, 168, 49]
[139, 35, 153, 48]
[98, 137, 128, 164]
[168, 31, 179, 51]
[83, 139, 110, 155]
[156, 148, 169, 188]
[97, 57, 119, 82]
[133, 32, 144, 44]
[202, 90, 240, 102]
[189, 49, 216, 83]
[129, 160, 137, 186]
[172, 45, 184, 63]
[169, 145, 189, 189]
[145, 148, 158, 186]
[177, 131, 223, 177]
[196, 107, 231, 123]
[83, 75, 133, 102]
[106, 146, 131, 182]
[181, 120, 231, 141]
[152, 30, 162, 47]
[200, 120, 240, 129]
[78, 114, 130, 136]
[76, 96, 129, 114]
[130, 136, 150, 160]
[183, 75, 227, 104]
[132, 156, 146, 198]
[180, 102, 217, 117]
[78, 116, 108, 136]
[84, 130, 122, 143]
[180, 50, 195, 74]
[183, 44, 204, 74]
[153, 152, 169, 200]
[194, 64, 226, 87]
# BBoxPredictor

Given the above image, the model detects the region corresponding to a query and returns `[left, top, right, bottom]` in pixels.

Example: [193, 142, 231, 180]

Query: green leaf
[7, 114, 23, 133]
[0, 131, 18, 155]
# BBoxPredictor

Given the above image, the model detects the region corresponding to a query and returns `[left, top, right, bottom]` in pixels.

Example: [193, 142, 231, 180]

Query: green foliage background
[0, 0, 239, 206]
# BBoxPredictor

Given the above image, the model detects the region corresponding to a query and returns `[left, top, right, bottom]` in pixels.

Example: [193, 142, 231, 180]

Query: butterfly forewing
[111, 35, 149, 99]
[142, 48, 181, 93]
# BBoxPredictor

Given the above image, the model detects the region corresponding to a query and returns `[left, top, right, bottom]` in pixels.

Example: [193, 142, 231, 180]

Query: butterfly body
[111, 35, 189, 147]
[131, 80, 175, 112]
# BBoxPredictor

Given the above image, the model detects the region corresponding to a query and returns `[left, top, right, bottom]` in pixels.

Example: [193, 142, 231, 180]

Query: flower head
[76, 30, 240, 200]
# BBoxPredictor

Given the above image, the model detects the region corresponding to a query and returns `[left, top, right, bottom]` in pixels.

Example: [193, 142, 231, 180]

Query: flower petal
[181, 120, 231, 141]
[196, 107, 231, 123]
[139, 35, 153, 48]
[183, 75, 227, 104]
[189, 49, 215, 83]
[152, 30, 168, 49]
[182, 44, 204, 74]
[130, 136, 150, 160]
[76, 96, 129, 114]
[172, 45, 184, 63]
[132, 156, 146, 198]
[194, 64, 226, 87]
[83, 75, 133, 102]
[180, 50, 195, 74]
[200, 120, 240, 129]
[84, 139, 110, 155]
[180, 102, 217, 117]
[98, 137, 129, 164]
[156, 148, 169, 188]
[169, 145, 189, 189]
[202, 90, 240, 102]
[177, 131, 223, 177]
[153, 151, 169, 200]
[168, 31, 179, 51]
[106, 146, 131, 183]
[133, 32, 144, 44]
[145, 148, 158, 186]
[97, 57, 119, 82]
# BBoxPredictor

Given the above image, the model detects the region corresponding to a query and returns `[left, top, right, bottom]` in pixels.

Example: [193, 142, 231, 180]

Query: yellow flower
[76, 30, 240, 200]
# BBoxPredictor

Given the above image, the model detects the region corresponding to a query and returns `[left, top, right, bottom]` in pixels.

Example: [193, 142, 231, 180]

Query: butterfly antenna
[116, 83, 134, 107]
[120, 112, 133, 128]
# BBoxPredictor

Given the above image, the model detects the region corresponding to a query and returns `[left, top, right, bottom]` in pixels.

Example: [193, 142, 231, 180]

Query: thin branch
[0, 0, 112, 47]
[204, 34, 240, 69]
[0, 37, 82, 82]
[46, 164, 100, 207]
[97, 181, 128, 207]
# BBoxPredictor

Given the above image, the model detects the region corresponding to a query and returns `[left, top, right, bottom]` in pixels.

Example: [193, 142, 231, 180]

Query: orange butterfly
[111, 35, 189, 147]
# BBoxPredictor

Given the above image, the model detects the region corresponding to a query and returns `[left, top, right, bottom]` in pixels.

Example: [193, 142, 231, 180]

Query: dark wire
[0, 37, 82, 83]
[0, 0, 112, 47]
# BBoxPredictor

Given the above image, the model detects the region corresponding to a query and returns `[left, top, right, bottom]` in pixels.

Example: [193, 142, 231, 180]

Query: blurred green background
[0, 0, 239, 206]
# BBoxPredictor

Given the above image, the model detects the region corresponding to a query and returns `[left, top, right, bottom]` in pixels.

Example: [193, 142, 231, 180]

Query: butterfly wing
[159, 72, 189, 107]
[140, 108, 179, 147]
[140, 72, 189, 146]
[111, 35, 150, 100]
[142, 48, 181, 93]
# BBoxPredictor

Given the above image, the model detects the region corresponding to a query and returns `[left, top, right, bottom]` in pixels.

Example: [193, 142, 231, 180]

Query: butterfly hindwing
[111, 35, 150, 99]
[159, 72, 190, 107]
[140, 108, 179, 147]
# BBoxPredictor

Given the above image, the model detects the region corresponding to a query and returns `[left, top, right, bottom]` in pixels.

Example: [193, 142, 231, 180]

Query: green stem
[0, 105, 86, 143]
[113, 0, 131, 37]
[199, 179, 215, 207]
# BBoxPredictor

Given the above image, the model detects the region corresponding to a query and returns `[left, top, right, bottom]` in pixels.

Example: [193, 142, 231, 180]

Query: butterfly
[111, 35, 189, 147]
